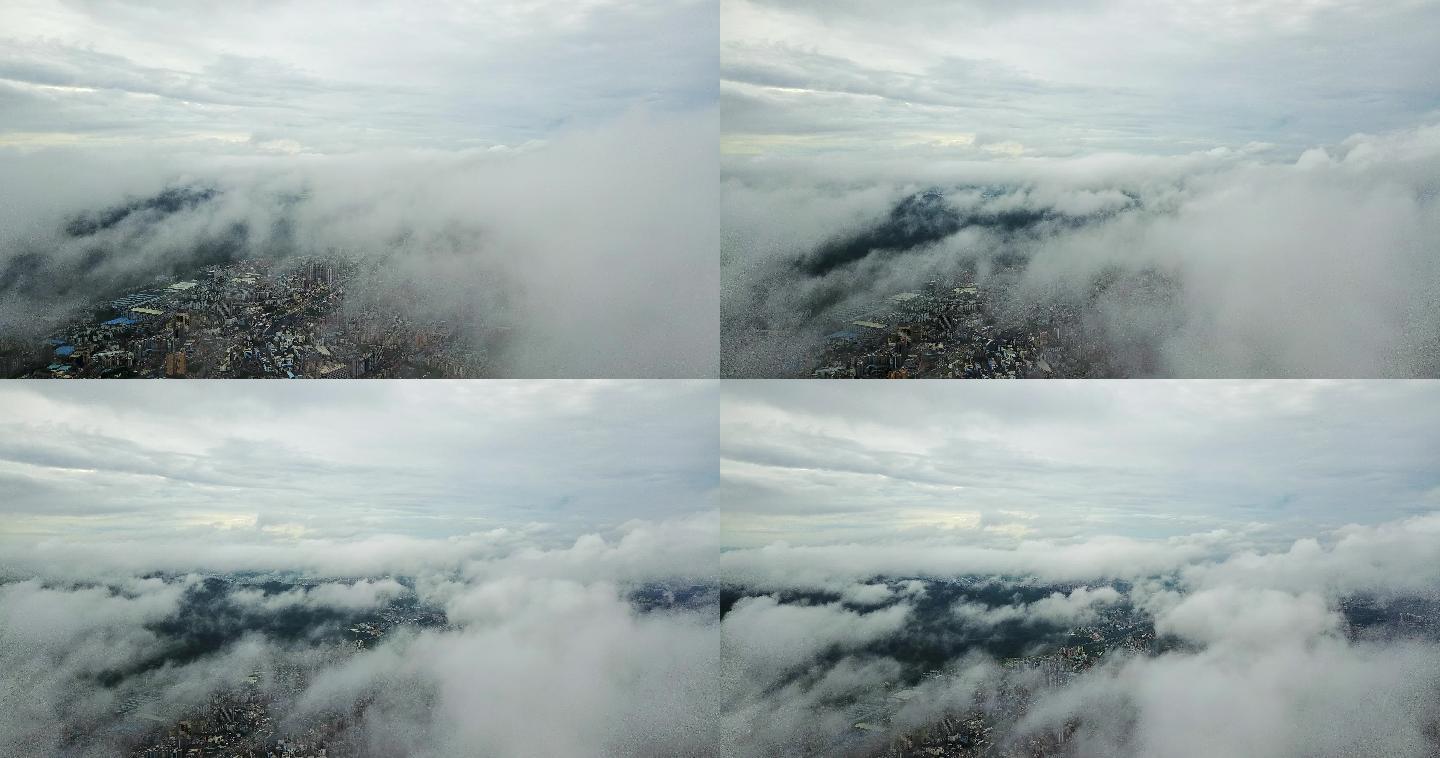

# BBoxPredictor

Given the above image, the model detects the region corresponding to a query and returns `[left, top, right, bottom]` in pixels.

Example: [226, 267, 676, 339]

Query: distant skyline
[722, 381, 1440, 547]
[722, 0, 1440, 159]
[1, 0, 716, 154]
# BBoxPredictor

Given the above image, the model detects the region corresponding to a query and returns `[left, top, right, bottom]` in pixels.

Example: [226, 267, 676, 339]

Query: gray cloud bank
[722, 122, 1440, 377]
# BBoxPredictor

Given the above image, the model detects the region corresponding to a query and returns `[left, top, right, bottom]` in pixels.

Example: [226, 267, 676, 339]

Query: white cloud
[298, 576, 718, 756]
[1155, 588, 1337, 650]
[953, 585, 1122, 628]
[1021, 638, 1440, 758]
[231, 578, 408, 613]
[723, 595, 910, 681]
[840, 582, 895, 606]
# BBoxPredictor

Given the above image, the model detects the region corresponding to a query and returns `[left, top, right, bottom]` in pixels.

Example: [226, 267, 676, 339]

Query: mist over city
[1, 0, 718, 378]
[720, 381, 1440, 756]
[720, 0, 1440, 378]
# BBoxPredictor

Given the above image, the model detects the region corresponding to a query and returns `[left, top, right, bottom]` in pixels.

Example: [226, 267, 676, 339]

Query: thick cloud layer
[721, 513, 1440, 757]
[297, 575, 717, 757]
[0, 514, 719, 757]
[722, 123, 1440, 377]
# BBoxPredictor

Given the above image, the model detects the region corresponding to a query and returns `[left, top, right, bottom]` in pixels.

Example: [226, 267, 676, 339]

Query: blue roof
[826, 330, 860, 341]
[102, 316, 138, 326]
[54, 345, 75, 357]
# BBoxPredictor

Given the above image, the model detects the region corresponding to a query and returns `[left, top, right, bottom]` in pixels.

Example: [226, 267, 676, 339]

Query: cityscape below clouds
[0, 381, 720, 756]
[6, 380, 1439, 756]
[1, 0, 718, 379]
[720, 381, 1440, 757]
[722, 0, 1440, 378]
[2, 0, 1439, 756]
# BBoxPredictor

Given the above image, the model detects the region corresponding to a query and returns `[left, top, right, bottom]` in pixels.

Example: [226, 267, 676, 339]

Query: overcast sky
[722, 0, 1440, 158]
[0, 0, 716, 153]
[721, 380, 1440, 547]
[0, 380, 717, 571]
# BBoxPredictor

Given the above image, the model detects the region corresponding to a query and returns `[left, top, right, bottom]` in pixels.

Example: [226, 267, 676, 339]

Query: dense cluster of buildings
[347, 602, 447, 650]
[126, 671, 346, 758]
[809, 277, 1094, 379]
[21, 258, 492, 379]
